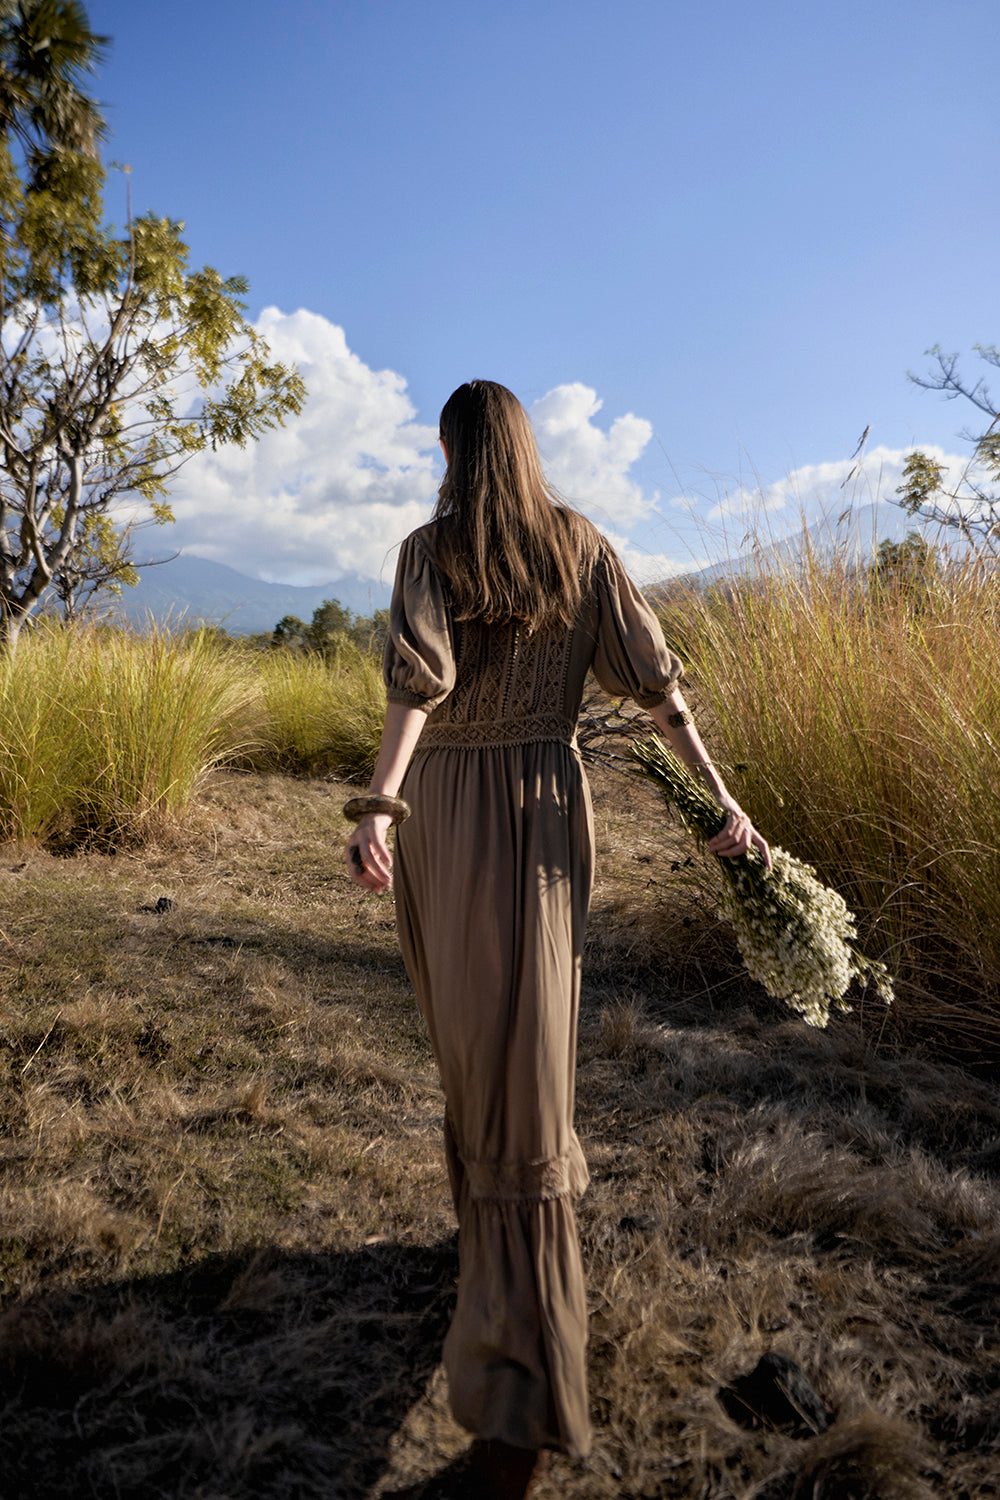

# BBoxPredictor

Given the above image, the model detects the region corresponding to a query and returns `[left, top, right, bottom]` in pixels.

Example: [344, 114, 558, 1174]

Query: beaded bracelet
[343, 795, 411, 825]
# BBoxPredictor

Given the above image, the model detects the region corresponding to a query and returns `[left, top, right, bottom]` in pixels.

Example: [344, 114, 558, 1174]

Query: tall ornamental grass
[657, 549, 1000, 1054]
[0, 625, 263, 845]
[0, 627, 85, 843]
[247, 644, 386, 781]
[0, 626, 387, 847]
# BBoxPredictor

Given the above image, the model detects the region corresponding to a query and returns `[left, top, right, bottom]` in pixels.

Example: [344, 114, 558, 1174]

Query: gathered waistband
[415, 711, 578, 752]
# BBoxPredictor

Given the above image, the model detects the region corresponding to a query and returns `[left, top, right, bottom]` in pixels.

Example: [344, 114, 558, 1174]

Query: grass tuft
[248, 643, 386, 780]
[655, 549, 1000, 1056]
[0, 626, 386, 848]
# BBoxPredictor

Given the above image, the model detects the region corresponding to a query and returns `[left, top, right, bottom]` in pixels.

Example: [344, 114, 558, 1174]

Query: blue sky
[89, 0, 999, 587]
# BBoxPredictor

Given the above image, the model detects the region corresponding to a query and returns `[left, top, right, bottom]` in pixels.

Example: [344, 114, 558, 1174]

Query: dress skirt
[394, 738, 594, 1457]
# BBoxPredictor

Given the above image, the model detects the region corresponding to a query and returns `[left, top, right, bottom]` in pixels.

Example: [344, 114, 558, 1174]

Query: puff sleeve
[383, 528, 457, 712]
[592, 544, 684, 706]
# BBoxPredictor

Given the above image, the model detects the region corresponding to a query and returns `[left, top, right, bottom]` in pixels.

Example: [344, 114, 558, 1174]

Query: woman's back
[386, 520, 681, 753]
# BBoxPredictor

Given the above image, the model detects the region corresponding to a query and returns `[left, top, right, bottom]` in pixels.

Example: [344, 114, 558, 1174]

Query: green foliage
[866, 530, 939, 608]
[899, 345, 1000, 555]
[272, 614, 310, 650]
[271, 599, 389, 659]
[0, 5, 306, 646]
[0, 1, 108, 163]
[897, 452, 946, 520]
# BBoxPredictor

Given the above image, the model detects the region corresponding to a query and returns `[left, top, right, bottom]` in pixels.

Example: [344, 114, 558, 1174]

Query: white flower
[630, 737, 895, 1028]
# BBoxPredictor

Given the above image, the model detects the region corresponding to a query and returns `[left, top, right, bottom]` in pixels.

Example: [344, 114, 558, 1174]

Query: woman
[346, 381, 769, 1499]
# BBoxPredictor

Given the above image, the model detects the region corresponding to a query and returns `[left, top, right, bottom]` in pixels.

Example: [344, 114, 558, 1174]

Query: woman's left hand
[708, 796, 772, 870]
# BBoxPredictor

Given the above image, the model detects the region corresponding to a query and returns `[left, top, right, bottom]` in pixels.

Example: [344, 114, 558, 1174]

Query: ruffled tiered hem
[444, 1193, 591, 1457]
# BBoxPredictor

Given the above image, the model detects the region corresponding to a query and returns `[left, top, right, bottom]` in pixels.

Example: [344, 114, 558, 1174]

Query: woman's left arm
[345, 702, 428, 893]
[648, 690, 772, 869]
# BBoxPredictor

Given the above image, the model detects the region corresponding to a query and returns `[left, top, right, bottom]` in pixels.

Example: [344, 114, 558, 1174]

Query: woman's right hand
[345, 813, 394, 893]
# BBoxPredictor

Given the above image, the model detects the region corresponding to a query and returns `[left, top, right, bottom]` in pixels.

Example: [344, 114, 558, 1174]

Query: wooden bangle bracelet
[342, 795, 411, 825]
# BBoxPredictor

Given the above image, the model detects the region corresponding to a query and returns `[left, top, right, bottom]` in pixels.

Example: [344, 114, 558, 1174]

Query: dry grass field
[0, 762, 998, 1499]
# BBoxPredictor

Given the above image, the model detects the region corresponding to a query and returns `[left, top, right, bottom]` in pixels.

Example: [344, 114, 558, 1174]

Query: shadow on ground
[0, 1237, 458, 1500]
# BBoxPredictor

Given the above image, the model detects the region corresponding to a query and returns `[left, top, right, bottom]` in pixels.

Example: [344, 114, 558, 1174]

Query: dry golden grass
[655, 554, 1000, 1061]
[0, 766, 997, 1498]
[0, 625, 386, 849]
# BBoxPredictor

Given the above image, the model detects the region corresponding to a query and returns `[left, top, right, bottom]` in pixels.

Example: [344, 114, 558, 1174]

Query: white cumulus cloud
[595, 528, 706, 587]
[704, 444, 973, 529]
[163, 324, 673, 584]
[155, 313, 985, 593]
[165, 307, 441, 585]
[529, 383, 657, 528]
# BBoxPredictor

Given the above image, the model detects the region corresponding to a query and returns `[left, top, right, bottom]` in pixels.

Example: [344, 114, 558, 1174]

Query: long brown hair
[432, 380, 599, 632]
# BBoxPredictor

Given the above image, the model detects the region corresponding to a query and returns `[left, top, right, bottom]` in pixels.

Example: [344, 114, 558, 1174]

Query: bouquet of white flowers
[630, 736, 894, 1028]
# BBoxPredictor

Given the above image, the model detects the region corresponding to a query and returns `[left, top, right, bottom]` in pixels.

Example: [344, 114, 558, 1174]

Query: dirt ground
[0, 763, 997, 1498]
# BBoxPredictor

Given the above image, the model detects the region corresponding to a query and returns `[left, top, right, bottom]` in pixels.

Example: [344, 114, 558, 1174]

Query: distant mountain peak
[673, 499, 936, 589]
[110, 553, 392, 634]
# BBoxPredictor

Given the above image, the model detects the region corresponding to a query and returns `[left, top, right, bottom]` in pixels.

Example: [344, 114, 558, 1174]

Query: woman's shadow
[0, 1236, 458, 1499]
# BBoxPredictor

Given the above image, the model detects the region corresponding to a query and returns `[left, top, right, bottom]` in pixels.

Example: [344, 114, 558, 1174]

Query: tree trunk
[0, 608, 28, 655]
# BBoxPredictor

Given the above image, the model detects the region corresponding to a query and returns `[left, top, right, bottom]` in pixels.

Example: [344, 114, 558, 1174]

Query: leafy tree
[897, 345, 1000, 556]
[48, 507, 133, 621]
[271, 601, 389, 658]
[306, 598, 389, 656]
[307, 597, 358, 655]
[866, 530, 939, 607]
[272, 614, 310, 652]
[0, 0, 107, 161]
[359, 606, 390, 653]
[0, 4, 306, 649]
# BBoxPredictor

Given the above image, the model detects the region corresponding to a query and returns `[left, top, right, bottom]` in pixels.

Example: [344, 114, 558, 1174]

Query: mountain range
[110, 554, 394, 635]
[107, 500, 928, 634]
[678, 499, 930, 589]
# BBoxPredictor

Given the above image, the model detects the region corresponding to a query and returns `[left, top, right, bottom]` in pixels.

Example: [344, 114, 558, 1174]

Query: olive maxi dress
[383, 521, 682, 1458]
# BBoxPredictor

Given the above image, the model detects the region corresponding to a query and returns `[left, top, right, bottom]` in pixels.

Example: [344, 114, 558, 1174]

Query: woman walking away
[345, 381, 769, 1499]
